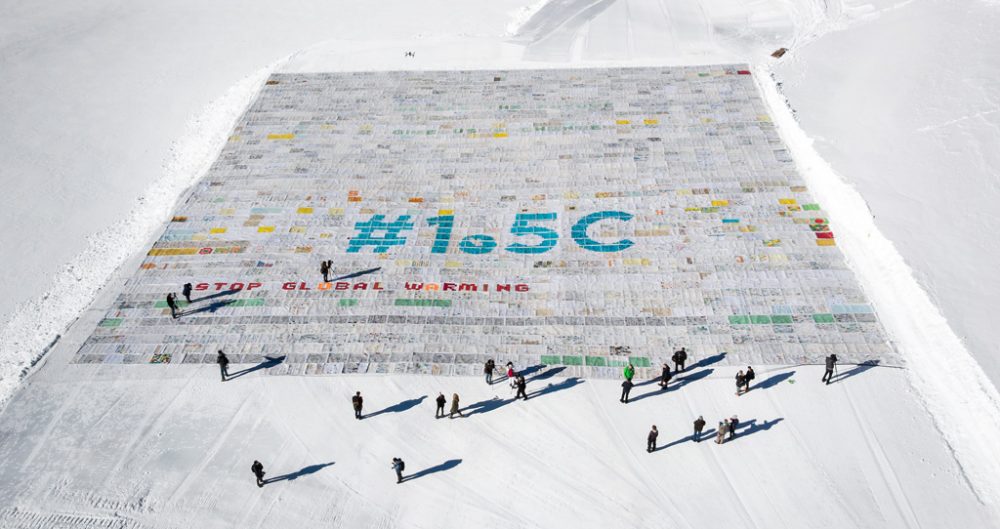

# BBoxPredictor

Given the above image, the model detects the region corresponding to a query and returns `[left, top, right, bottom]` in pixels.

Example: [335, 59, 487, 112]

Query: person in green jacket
[623, 363, 635, 382]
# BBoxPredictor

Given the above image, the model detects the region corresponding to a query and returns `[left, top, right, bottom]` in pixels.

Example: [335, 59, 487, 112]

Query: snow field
[0, 364, 991, 528]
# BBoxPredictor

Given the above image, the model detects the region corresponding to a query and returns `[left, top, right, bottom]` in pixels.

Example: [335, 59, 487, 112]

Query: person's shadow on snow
[228, 355, 286, 380]
[734, 418, 785, 438]
[400, 459, 462, 483]
[832, 360, 880, 384]
[264, 462, 335, 484]
[365, 396, 427, 419]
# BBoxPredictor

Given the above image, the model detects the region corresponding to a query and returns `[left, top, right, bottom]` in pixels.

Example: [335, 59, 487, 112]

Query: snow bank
[756, 65, 1000, 506]
[0, 66, 272, 406]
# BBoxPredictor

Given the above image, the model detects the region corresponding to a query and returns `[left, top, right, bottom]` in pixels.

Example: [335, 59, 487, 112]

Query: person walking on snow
[352, 391, 364, 419]
[320, 260, 330, 283]
[391, 457, 405, 484]
[647, 425, 659, 452]
[182, 282, 193, 304]
[251, 460, 266, 487]
[217, 350, 230, 382]
[623, 363, 635, 382]
[435, 392, 446, 418]
[515, 375, 528, 400]
[672, 347, 687, 372]
[658, 363, 672, 389]
[484, 359, 496, 385]
[743, 366, 755, 393]
[620, 379, 634, 403]
[822, 354, 838, 385]
[694, 416, 706, 442]
[728, 415, 739, 441]
[715, 421, 727, 444]
[450, 393, 464, 418]
[166, 293, 179, 319]
[735, 370, 746, 396]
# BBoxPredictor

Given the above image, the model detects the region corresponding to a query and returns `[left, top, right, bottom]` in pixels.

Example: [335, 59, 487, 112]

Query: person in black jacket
[693, 416, 706, 442]
[515, 375, 528, 400]
[743, 366, 755, 393]
[484, 359, 496, 385]
[217, 350, 229, 382]
[182, 283, 193, 303]
[435, 392, 446, 418]
[620, 379, 634, 403]
[822, 354, 838, 384]
[647, 425, 658, 452]
[166, 293, 179, 319]
[672, 347, 687, 372]
[391, 457, 405, 484]
[658, 363, 672, 389]
[352, 391, 363, 419]
[251, 460, 265, 487]
[321, 260, 330, 283]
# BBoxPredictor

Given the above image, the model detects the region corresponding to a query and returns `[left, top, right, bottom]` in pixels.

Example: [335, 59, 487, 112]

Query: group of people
[164, 282, 195, 319]
[435, 392, 464, 418]
[241, 341, 846, 483]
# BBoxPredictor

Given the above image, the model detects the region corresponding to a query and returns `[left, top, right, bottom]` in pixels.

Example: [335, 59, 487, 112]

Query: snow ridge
[756, 66, 1000, 508]
[0, 66, 273, 407]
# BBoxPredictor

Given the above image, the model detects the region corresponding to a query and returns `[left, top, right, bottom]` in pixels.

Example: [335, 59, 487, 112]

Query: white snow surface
[0, 364, 994, 528]
[2, 0, 1000, 526]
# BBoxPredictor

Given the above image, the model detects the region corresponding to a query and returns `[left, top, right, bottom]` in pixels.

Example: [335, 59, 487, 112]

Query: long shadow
[183, 299, 235, 316]
[628, 368, 714, 403]
[401, 459, 462, 482]
[528, 366, 566, 382]
[832, 360, 880, 384]
[686, 352, 727, 371]
[264, 462, 335, 484]
[526, 377, 584, 399]
[733, 418, 785, 439]
[331, 267, 382, 282]
[654, 428, 717, 452]
[753, 370, 795, 391]
[365, 395, 427, 419]
[228, 355, 286, 380]
[518, 364, 546, 378]
[192, 289, 240, 304]
[463, 397, 515, 416]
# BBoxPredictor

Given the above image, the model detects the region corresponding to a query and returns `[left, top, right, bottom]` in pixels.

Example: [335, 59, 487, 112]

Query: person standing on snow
[435, 392, 446, 418]
[659, 363, 672, 389]
[623, 363, 635, 383]
[672, 347, 688, 372]
[647, 425, 659, 452]
[352, 391, 364, 420]
[735, 370, 746, 396]
[217, 350, 230, 382]
[515, 375, 528, 400]
[449, 393, 464, 418]
[252, 460, 266, 487]
[320, 260, 330, 283]
[743, 366, 755, 393]
[505, 361, 515, 382]
[620, 379, 634, 403]
[728, 415, 739, 440]
[822, 354, 838, 385]
[484, 359, 496, 385]
[182, 282, 193, 304]
[715, 420, 727, 444]
[391, 457, 405, 484]
[694, 416, 706, 442]
[166, 293, 179, 319]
